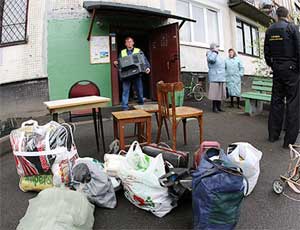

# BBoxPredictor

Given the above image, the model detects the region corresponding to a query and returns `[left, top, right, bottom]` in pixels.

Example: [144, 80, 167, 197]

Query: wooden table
[133, 104, 170, 139]
[112, 110, 152, 150]
[44, 96, 110, 152]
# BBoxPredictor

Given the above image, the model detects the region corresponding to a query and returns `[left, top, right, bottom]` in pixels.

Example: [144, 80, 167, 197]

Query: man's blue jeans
[121, 76, 144, 110]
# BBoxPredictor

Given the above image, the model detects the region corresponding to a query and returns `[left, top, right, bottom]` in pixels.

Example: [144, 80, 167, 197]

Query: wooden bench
[241, 77, 273, 115]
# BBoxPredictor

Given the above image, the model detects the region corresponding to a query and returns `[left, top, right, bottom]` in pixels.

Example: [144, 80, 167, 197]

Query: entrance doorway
[110, 23, 181, 105]
[115, 30, 151, 103]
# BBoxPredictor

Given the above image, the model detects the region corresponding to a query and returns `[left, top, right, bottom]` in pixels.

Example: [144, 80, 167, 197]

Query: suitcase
[142, 143, 190, 168]
[194, 141, 221, 167]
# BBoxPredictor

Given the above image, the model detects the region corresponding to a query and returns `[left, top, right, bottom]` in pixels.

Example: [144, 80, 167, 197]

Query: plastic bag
[72, 157, 117, 209]
[226, 142, 262, 195]
[19, 175, 53, 192]
[51, 123, 79, 187]
[10, 120, 79, 191]
[17, 187, 94, 230]
[119, 141, 176, 217]
[103, 153, 126, 177]
[10, 120, 62, 177]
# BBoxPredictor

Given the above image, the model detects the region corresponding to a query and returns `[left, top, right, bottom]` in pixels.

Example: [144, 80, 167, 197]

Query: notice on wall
[90, 36, 110, 64]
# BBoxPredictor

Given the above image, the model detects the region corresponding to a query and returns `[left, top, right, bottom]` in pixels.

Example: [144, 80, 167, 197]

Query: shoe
[216, 101, 225, 112]
[212, 101, 218, 113]
[268, 136, 279, 143]
[282, 143, 289, 149]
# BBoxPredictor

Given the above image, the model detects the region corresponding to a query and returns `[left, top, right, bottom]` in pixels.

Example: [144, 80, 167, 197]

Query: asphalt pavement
[0, 99, 299, 230]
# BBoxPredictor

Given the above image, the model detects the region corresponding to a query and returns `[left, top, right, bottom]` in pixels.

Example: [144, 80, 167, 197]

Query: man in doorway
[264, 6, 300, 148]
[114, 37, 151, 110]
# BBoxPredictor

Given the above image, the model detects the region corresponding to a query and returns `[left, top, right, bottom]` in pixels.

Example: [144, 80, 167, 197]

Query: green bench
[241, 77, 273, 115]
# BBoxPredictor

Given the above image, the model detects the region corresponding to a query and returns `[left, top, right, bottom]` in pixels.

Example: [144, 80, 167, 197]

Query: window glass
[207, 9, 219, 45]
[192, 5, 205, 43]
[0, 0, 29, 46]
[176, 0, 191, 42]
[252, 27, 259, 56]
[237, 27, 244, 53]
[244, 24, 252, 55]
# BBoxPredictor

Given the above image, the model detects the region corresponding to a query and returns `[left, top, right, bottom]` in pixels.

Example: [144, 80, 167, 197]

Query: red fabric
[69, 82, 100, 98]
[69, 81, 100, 117]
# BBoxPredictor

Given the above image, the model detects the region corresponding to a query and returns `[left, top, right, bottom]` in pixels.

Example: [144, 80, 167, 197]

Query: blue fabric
[225, 57, 244, 97]
[192, 148, 245, 230]
[207, 51, 226, 83]
[121, 76, 144, 110]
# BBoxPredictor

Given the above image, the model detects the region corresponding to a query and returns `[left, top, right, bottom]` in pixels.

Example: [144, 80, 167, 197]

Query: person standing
[114, 37, 151, 110]
[225, 48, 244, 108]
[264, 6, 300, 148]
[207, 43, 227, 113]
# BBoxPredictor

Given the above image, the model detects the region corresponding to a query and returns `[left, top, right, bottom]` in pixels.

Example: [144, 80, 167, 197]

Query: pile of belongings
[104, 141, 177, 217]
[11, 120, 118, 229]
[10, 120, 78, 192]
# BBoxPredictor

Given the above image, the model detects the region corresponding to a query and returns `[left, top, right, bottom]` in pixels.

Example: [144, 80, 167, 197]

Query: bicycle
[184, 73, 205, 101]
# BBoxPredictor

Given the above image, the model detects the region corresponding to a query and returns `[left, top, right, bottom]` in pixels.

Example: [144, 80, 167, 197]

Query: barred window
[0, 0, 29, 47]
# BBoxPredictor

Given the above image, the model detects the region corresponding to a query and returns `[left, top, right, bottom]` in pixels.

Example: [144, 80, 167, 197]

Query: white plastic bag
[119, 141, 176, 217]
[104, 153, 126, 177]
[227, 142, 263, 195]
[51, 123, 79, 186]
[17, 187, 94, 230]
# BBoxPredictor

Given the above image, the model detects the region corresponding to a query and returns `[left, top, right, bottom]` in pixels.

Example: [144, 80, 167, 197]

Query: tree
[252, 25, 272, 78]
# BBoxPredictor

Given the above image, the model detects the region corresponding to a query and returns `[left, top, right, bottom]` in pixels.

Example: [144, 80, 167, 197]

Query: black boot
[237, 97, 241, 109]
[230, 97, 234, 108]
[217, 101, 225, 112]
[212, 101, 218, 113]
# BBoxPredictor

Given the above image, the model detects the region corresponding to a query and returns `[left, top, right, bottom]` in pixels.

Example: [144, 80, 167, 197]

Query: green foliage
[252, 25, 272, 78]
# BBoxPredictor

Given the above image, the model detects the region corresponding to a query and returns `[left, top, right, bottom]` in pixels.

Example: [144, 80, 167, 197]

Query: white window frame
[177, 0, 224, 49]
[235, 17, 260, 57]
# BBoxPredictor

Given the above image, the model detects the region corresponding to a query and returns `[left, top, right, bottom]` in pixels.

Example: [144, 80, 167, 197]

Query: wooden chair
[156, 81, 203, 150]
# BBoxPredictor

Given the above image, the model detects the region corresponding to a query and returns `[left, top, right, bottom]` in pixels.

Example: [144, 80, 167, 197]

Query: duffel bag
[192, 148, 247, 230]
[142, 143, 190, 168]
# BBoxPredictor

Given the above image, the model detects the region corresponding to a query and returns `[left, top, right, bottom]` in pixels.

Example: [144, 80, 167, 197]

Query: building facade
[0, 0, 297, 119]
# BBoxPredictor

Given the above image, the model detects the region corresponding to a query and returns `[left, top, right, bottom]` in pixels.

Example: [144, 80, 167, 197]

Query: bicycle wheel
[192, 84, 204, 101]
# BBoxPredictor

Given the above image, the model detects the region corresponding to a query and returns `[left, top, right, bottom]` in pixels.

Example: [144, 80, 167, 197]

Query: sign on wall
[89, 36, 110, 64]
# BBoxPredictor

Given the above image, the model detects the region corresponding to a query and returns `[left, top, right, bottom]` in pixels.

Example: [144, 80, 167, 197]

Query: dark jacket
[264, 19, 300, 71]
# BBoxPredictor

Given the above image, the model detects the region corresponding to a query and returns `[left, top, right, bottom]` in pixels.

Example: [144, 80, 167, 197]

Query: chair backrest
[69, 80, 100, 98]
[251, 78, 273, 95]
[157, 81, 184, 122]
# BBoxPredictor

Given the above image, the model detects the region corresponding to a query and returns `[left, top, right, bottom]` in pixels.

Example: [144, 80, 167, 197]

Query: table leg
[92, 108, 100, 152]
[146, 118, 152, 144]
[98, 107, 106, 152]
[53, 113, 58, 122]
[119, 121, 125, 150]
[198, 115, 203, 145]
[113, 117, 118, 140]
[137, 122, 143, 143]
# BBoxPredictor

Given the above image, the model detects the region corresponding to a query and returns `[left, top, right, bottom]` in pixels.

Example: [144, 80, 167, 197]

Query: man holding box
[114, 37, 151, 110]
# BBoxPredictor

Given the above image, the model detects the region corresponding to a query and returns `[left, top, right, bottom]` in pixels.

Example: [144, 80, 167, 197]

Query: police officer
[264, 6, 300, 148]
[114, 37, 150, 110]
